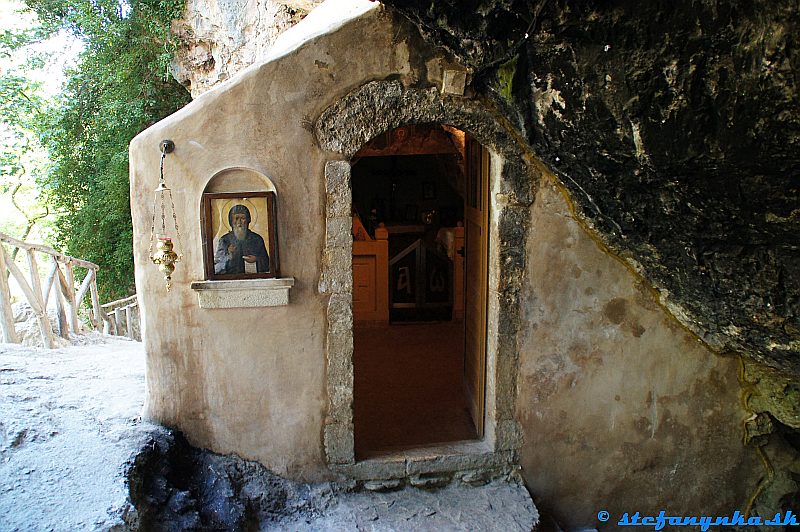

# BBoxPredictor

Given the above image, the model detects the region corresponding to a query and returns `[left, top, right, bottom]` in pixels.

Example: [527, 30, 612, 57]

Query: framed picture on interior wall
[201, 191, 280, 279]
[405, 204, 418, 223]
[422, 181, 436, 200]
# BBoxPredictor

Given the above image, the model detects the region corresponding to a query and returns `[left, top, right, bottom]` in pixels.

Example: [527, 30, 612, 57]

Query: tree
[26, 0, 191, 301]
[0, 24, 55, 255]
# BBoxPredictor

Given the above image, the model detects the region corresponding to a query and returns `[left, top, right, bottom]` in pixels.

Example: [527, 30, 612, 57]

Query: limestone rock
[12, 302, 35, 324]
[129, 429, 540, 530]
[171, 0, 323, 97]
[745, 360, 800, 430]
[380, 0, 800, 377]
[10, 302, 71, 348]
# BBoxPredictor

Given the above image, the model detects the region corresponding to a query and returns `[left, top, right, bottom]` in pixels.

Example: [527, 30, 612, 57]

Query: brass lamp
[148, 140, 182, 290]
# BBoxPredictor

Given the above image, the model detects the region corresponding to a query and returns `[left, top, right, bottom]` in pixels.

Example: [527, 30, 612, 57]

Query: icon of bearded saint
[213, 204, 270, 274]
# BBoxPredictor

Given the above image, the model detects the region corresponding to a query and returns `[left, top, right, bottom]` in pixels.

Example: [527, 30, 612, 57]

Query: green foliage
[0, 72, 43, 177]
[27, 0, 191, 301]
[0, 25, 54, 244]
[0, 24, 55, 57]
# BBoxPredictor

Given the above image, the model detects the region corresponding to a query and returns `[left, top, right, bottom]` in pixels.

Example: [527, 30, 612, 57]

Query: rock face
[171, 0, 323, 97]
[11, 302, 70, 348]
[379, 0, 799, 377]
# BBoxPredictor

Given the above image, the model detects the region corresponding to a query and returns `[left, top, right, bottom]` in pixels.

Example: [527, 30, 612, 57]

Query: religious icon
[202, 191, 280, 279]
[422, 181, 436, 200]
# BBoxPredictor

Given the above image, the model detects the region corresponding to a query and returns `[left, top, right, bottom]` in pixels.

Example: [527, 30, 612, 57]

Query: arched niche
[191, 167, 293, 308]
[203, 167, 278, 194]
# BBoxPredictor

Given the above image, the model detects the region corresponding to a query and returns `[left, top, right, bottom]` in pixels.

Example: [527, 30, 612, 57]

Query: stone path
[302, 480, 539, 531]
[0, 335, 538, 531]
[0, 335, 155, 530]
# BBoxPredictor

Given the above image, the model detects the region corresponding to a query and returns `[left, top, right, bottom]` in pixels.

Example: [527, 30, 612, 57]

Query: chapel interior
[350, 124, 483, 459]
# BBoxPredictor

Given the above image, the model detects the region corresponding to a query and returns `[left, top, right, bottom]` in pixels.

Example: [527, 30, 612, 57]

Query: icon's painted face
[232, 213, 248, 229]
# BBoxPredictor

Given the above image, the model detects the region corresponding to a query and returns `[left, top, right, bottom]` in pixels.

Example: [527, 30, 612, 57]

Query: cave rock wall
[382, 0, 800, 376]
[171, 0, 323, 97]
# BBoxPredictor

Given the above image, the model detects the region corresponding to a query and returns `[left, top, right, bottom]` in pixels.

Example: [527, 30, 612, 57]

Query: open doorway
[350, 124, 489, 459]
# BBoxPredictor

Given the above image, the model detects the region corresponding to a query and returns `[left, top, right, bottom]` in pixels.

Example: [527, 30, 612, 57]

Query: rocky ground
[0, 334, 154, 530]
[129, 428, 539, 530]
[0, 334, 538, 531]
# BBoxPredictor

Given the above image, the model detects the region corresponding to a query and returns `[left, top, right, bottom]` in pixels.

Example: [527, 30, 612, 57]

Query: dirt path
[0, 335, 154, 531]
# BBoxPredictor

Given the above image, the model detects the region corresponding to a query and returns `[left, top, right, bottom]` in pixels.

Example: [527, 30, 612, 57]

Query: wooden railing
[0, 232, 143, 344]
[0, 232, 104, 347]
[101, 294, 140, 341]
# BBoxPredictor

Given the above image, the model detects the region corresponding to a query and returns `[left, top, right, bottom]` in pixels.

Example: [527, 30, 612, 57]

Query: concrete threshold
[332, 439, 517, 483]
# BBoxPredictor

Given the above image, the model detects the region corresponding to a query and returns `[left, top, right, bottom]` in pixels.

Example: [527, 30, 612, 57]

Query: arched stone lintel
[316, 80, 536, 472]
[316, 80, 533, 207]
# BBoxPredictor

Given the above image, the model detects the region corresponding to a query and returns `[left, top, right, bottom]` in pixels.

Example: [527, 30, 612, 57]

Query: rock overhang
[379, 0, 800, 377]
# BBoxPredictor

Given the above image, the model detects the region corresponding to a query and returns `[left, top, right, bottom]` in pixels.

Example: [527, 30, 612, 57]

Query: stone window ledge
[190, 278, 295, 309]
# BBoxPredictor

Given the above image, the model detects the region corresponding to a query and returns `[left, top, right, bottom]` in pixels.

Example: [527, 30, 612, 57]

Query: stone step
[306, 477, 539, 531]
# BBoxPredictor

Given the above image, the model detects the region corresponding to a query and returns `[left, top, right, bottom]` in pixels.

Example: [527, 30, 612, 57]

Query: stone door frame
[315, 80, 536, 480]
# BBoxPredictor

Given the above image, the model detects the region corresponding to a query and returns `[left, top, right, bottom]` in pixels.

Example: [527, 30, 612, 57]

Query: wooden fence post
[25, 249, 54, 347]
[0, 245, 19, 343]
[64, 261, 79, 333]
[26, 249, 45, 304]
[5, 251, 54, 348]
[115, 308, 125, 337]
[125, 305, 134, 340]
[89, 273, 103, 330]
[42, 261, 58, 310]
[51, 257, 68, 338]
[133, 304, 141, 341]
[55, 264, 71, 337]
[75, 269, 93, 310]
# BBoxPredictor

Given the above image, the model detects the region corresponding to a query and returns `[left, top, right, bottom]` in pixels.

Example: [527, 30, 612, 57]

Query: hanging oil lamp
[149, 140, 182, 291]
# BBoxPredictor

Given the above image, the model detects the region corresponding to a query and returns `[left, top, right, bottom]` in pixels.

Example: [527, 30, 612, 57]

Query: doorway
[350, 124, 489, 459]
[318, 80, 529, 473]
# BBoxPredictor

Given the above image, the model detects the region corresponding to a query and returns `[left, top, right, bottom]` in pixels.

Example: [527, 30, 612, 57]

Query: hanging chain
[160, 147, 167, 236]
[148, 148, 168, 258]
[148, 190, 157, 258]
[169, 189, 183, 261]
[148, 142, 181, 261]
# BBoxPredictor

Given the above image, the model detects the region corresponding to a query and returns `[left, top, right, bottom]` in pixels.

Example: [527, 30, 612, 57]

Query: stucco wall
[517, 180, 759, 526]
[129, 1, 415, 480]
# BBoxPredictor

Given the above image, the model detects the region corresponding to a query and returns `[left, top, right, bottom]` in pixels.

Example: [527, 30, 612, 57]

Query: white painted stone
[441, 69, 467, 95]
[191, 278, 295, 308]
